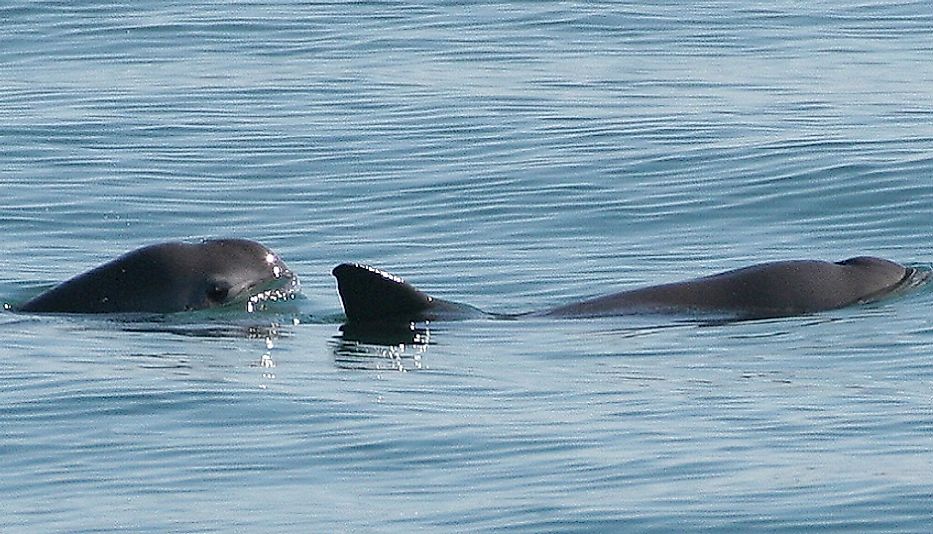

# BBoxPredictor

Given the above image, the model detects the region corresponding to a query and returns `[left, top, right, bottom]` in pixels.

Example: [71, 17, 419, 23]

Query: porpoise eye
[206, 283, 231, 304]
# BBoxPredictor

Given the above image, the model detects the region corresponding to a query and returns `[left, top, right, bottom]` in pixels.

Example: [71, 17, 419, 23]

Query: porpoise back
[543, 257, 911, 319]
[332, 257, 916, 325]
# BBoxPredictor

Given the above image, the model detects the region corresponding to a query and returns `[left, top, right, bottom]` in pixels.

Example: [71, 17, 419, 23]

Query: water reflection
[331, 322, 431, 372]
[119, 322, 283, 387]
[124, 317, 288, 385]
[121, 320, 290, 340]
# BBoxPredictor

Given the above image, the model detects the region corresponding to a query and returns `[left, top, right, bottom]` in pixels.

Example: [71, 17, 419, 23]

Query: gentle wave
[4, 0, 933, 532]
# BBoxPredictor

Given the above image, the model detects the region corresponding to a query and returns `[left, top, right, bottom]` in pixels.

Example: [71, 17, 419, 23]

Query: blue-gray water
[3, 1, 933, 531]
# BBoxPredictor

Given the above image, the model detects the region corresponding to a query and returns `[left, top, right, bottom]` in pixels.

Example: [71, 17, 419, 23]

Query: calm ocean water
[3, 1, 933, 532]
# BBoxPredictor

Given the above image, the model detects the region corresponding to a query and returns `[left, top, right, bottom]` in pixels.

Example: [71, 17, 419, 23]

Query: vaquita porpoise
[332, 257, 921, 324]
[17, 239, 298, 314]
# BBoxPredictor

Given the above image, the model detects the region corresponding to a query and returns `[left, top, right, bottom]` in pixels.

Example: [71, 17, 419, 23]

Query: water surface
[2, 1, 933, 531]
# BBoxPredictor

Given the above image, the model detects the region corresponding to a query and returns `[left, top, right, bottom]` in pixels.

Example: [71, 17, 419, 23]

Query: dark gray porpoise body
[19, 239, 297, 314]
[332, 257, 913, 325]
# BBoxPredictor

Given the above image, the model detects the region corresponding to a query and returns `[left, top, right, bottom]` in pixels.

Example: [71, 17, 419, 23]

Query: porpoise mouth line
[888, 266, 932, 295]
[242, 270, 301, 313]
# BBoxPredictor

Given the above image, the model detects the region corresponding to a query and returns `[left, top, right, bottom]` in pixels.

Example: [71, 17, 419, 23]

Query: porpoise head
[833, 256, 917, 303]
[18, 238, 299, 314]
[183, 239, 299, 312]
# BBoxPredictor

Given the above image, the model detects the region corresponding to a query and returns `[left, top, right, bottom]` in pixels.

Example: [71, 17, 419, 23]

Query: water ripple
[4, 0, 933, 532]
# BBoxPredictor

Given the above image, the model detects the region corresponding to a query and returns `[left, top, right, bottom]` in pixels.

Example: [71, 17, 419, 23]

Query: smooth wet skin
[18, 239, 297, 314]
[332, 257, 916, 325]
[331, 263, 485, 324]
[542, 257, 910, 319]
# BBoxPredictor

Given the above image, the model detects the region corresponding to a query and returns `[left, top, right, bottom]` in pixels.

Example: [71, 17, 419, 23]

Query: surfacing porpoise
[332, 257, 920, 325]
[17, 239, 298, 314]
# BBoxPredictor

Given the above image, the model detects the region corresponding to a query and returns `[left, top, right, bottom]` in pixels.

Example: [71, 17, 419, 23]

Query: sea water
[2, 1, 933, 531]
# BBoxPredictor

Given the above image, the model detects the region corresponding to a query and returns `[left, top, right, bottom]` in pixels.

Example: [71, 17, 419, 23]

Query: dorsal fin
[332, 263, 434, 324]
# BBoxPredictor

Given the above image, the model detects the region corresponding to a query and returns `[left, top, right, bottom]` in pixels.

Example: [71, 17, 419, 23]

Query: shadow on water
[120, 318, 293, 340]
[2, 297, 310, 340]
[330, 322, 431, 372]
